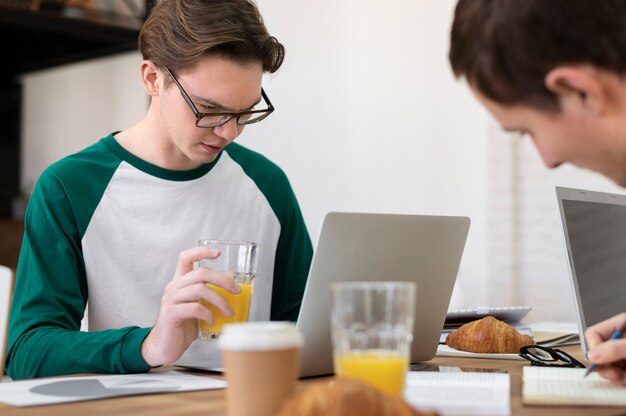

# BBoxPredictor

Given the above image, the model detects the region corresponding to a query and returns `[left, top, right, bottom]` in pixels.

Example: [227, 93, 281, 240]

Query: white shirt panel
[82, 151, 281, 366]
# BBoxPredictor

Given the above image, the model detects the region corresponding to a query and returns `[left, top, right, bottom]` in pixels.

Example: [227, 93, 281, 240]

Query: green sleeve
[5, 154, 152, 380]
[270, 193, 313, 321]
[225, 143, 313, 321]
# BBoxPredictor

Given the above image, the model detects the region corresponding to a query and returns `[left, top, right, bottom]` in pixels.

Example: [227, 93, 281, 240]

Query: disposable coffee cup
[219, 322, 303, 416]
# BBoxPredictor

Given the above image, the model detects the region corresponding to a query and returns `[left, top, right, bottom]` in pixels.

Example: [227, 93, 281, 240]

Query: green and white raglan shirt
[6, 133, 313, 380]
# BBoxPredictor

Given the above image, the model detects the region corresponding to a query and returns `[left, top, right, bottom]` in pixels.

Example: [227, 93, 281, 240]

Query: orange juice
[334, 350, 408, 396]
[199, 282, 253, 338]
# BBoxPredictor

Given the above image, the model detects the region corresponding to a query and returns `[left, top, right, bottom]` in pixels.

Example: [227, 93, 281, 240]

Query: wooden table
[1, 345, 625, 416]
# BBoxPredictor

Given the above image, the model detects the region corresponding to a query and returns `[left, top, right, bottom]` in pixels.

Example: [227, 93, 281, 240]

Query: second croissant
[445, 316, 534, 354]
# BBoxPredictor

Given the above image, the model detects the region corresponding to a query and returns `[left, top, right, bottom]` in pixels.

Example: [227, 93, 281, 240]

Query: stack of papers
[435, 344, 525, 360]
[530, 322, 580, 348]
[0, 371, 226, 407]
[444, 306, 531, 330]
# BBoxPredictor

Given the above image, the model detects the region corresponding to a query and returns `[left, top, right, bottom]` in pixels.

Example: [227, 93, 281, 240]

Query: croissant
[445, 316, 533, 353]
[276, 377, 437, 416]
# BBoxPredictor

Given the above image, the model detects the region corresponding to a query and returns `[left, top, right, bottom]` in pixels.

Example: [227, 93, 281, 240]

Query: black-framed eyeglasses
[164, 67, 274, 128]
[519, 345, 586, 368]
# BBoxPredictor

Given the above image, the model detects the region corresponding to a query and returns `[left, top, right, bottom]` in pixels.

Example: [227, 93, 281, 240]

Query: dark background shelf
[0, 219, 23, 270]
[0, 1, 153, 220]
[0, 3, 144, 79]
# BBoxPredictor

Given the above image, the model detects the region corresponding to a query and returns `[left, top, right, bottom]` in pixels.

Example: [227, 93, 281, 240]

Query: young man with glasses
[6, 0, 313, 379]
[449, 0, 626, 383]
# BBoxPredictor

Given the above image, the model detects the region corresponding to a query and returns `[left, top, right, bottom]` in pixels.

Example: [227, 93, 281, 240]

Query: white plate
[436, 344, 524, 360]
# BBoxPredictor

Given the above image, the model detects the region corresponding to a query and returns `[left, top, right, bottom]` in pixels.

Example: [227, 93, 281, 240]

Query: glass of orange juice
[330, 281, 416, 397]
[196, 240, 260, 340]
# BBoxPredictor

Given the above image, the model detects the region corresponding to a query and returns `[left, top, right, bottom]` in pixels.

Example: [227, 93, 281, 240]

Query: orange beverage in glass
[330, 282, 416, 396]
[196, 240, 259, 340]
[334, 349, 408, 396]
[199, 280, 253, 339]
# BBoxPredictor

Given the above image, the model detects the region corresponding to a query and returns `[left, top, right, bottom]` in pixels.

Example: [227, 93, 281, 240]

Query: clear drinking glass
[196, 240, 260, 340]
[330, 281, 416, 396]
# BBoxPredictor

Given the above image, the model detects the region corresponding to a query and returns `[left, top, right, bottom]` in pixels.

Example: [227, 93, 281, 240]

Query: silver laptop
[297, 212, 470, 377]
[556, 186, 626, 358]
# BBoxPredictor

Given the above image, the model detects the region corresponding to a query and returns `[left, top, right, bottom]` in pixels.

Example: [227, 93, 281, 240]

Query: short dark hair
[449, 0, 626, 111]
[139, 0, 284, 77]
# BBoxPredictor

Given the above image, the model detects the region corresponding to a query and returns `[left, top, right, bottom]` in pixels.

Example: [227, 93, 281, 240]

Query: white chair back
[0, 265, 14, 377]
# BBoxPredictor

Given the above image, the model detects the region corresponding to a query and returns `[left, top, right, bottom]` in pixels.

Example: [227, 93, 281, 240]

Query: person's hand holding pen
[585, 312, 626, 384]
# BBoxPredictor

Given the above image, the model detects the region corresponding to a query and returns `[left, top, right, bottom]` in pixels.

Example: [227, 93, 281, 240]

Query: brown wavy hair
[139, 0, 284, 78]
[449, 0, 626, 111]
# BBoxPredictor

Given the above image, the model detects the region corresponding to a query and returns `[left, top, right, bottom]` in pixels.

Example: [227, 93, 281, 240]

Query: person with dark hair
[6, 0, 312, 380]
[450, 0, 626, 383]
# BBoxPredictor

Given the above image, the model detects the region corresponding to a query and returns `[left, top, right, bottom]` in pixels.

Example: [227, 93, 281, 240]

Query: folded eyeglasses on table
[519, 345, 586, 368]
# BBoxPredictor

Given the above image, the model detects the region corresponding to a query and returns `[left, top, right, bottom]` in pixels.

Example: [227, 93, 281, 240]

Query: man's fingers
[166, 302, 216, 326]
[169, 267, 241, 294]
[585, 313, 626, 348]
[166, 282, 235, 317]
[173, 246, 221, 278]
[586, 327, 605, 349]
[587, 339, 626, 365]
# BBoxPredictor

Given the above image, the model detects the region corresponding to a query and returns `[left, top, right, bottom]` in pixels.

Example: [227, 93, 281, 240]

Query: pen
[584, 321, 626, 377]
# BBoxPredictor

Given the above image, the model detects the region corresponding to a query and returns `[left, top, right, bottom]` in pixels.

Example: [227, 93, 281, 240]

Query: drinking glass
[330, 281, 416, 396]
[196, 240, 259, 340]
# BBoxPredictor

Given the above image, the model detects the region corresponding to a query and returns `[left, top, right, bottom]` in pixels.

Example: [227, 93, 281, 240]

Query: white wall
[20, 52, 147, 193]
[20, 1, 491, 310]
[514, 137, 624, 322]
[250, 0, 490, 308]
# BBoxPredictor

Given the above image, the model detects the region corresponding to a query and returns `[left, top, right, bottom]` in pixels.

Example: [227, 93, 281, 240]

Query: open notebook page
[404, 370, 510, 415]
[523, 367, 626, 406]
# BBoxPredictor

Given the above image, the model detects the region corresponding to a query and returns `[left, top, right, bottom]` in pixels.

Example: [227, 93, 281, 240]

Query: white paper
[405, 370, 511, 415]
[528, 321, 578, 334]
[0, 371, 226, 407]
[436, 345, 524, 360]
[523, 367, 626, 406]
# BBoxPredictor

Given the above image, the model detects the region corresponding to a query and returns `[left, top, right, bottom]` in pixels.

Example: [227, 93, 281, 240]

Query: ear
[140, 60, 162, 97]
[545, 67, 608, 114]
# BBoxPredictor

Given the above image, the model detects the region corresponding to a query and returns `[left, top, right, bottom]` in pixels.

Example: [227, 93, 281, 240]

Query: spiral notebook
[523, 367, 626, 406]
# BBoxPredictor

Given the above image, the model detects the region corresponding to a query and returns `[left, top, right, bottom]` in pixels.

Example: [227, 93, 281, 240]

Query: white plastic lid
[218, 322, 304, 351]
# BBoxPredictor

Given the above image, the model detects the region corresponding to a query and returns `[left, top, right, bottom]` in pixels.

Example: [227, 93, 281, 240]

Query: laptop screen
[562, 199, 626, 326]
[557, 187, 626, 353]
